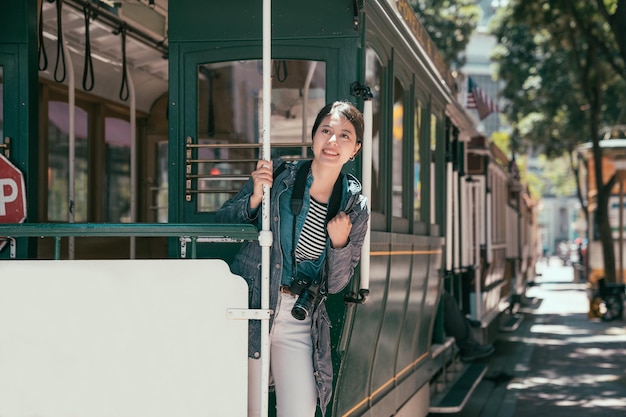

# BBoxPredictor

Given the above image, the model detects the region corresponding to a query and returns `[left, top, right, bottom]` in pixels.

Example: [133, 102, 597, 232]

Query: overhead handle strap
[53, 0, 66, 83]
[82, 5, 95, 91]
[115, 25, 129, 101]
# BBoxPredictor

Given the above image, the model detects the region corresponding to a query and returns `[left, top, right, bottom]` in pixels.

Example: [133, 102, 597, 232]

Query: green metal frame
[168, 1, 361, 233]
[0, 223, 258, 260]
[0, 1, 39, 259]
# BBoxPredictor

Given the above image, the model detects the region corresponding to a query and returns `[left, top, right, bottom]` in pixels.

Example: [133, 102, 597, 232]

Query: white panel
[0, 259, 248, 417]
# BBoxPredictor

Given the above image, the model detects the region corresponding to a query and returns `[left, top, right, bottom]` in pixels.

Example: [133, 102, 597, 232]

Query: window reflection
[156, 141, 168, 223]
[195, 59, 325, 212]
[413, 101, 422, 222]
[47, 101, 89, 222]
[430, 114, 438, 223]
[392, 77, 404, 218]
[105, 117, 131, 222]
[365, 47, 382, 214]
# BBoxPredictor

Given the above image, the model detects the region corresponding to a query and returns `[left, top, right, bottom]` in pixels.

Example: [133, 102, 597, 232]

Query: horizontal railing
[0, 223, 258, 260]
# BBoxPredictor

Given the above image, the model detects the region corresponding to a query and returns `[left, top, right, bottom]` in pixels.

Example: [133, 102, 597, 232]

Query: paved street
[432, 257, 626, 417]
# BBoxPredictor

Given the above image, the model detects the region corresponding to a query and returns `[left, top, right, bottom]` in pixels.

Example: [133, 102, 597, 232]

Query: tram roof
[37, 0, 482, 141]
[577, 139, 626, 161]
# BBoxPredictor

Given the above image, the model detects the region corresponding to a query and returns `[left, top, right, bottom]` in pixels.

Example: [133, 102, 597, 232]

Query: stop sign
[0, 154, 27, 251]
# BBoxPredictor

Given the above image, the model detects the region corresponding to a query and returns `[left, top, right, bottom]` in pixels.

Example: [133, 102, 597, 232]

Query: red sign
[0, 154, 27, 251]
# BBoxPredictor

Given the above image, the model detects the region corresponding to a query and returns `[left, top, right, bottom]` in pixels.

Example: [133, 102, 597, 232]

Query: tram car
[577, 127, 626, 320]
[0, 1, 536, 416]
[457, 136, 539, 344]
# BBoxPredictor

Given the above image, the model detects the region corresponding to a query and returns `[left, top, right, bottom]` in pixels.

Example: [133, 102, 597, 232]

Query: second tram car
[458, 136, 538, 343]
[577, 127, 626, 321]
[0, 1, 537, 416]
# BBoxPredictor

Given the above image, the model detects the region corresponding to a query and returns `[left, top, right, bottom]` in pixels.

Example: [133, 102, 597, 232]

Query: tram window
[195, 59, 324, 212]
[47, 101, 89, 222]
[392, 77, 405, 219]
[430, 114, 438, 224]
[104, 117, 131, 222]
[365, 47, 383, 215]
[156, 141, 168, 223]
[494, 174, 506, 243]
[413, 101, 422, 222]
[491, 175, 499, 242]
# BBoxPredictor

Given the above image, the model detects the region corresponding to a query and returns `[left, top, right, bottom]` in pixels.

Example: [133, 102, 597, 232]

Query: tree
[409, 0, 481, 69]
[490, 1, 626, 283]
[591, 0, 626, 81]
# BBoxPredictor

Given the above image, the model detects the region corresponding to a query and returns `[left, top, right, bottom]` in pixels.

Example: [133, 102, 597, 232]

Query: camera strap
[287, 160, 344, 290]
[289, 160, 344, 221]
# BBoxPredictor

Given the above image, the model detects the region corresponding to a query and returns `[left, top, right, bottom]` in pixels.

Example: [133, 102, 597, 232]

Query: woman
[216, 101, 369, 417]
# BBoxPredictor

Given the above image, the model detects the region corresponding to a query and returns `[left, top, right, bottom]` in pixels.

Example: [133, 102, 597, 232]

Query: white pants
[248, 292, 317, 417]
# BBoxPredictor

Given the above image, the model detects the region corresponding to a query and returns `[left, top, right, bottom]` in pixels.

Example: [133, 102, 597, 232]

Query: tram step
[429, 363, 487, 413]
[500, 313, 524, 332]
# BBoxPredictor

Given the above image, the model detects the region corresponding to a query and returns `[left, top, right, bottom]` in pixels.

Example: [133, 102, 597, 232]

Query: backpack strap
[272, 160, 287, 180]
[288, 160, 344, 221]
[326, 173, 344, 223]
[291, 160, 312, 217]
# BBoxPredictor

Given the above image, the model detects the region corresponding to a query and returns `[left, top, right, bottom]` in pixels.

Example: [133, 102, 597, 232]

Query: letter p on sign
[0, 178, 18, 216]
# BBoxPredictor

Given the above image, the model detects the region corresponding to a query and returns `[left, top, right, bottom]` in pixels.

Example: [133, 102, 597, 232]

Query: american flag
[467, 77, 500, 120]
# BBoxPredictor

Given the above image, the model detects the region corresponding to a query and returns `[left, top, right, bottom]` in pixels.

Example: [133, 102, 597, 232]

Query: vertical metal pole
[479, 178, 488, 263]
[473, 182, 482, 319]
[128, 68, 137, 259]
[258, 1, 273, 417]
[61, 31, 76, 260]
[360, 99, 372, 292]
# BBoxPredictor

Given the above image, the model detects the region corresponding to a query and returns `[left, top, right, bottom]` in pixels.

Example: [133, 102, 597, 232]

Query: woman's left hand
[327, 211, 352, 249]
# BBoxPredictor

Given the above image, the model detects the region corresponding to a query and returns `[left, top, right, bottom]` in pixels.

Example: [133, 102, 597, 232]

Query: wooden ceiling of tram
[39, 0, 169, 111]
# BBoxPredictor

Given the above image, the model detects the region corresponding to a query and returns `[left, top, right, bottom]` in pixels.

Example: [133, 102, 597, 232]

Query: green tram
[0, 1, 537, 416]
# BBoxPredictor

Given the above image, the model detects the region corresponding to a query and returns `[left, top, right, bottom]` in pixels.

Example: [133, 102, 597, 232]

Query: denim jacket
[215, 159, 369, 413]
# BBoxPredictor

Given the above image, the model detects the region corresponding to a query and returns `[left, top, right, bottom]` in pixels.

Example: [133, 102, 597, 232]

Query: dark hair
[311, 101, 364, 144]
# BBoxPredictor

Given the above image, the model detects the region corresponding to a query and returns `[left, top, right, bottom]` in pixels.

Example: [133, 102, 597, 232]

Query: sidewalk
[430, 258, 626, 417]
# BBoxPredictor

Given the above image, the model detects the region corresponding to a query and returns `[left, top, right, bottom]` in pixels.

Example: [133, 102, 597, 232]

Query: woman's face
[312, 113, 361, 169]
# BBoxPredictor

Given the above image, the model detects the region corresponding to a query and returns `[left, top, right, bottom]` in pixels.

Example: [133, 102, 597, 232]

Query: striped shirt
[295, 198, 328, 261]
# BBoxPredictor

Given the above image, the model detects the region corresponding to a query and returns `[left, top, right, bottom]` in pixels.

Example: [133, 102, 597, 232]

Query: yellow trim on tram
[370, 249, 442, 256]
[341, 352, 430, 417]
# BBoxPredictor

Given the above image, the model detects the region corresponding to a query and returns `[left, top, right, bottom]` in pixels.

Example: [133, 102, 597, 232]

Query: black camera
[288, 277, 321, 320]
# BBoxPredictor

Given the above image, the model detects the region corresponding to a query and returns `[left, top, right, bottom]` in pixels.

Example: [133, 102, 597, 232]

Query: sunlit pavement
[430, 257, 626, 417]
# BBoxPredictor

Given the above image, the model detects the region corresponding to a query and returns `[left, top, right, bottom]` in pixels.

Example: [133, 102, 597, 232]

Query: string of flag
[466, 77, 500, 120]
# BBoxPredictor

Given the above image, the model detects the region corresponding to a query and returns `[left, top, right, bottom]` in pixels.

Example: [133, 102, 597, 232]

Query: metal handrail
[0, 223, 258, 260]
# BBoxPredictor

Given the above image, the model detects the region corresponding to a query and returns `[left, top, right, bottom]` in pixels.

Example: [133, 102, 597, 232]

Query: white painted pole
[258, 1, 272, 416]
[61, 34, 76, 260]
[474, 183, 483, 320]
[360, 99, 372, 291]
[128, 67, 137, 259]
